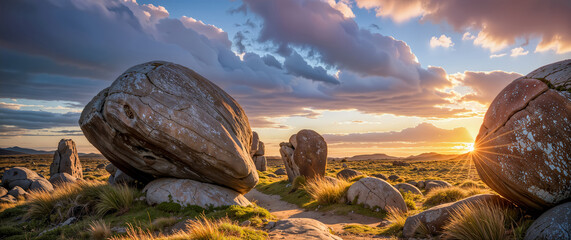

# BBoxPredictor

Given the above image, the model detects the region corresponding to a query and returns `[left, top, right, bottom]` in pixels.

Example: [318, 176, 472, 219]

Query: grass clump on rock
[423, 187, 487, 208]
[304, 176, 351, 204]
[442, 203, 513, 240]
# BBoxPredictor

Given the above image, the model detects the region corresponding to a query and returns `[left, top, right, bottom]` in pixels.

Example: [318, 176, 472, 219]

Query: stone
[8, 186, 27, 199]
[253, 156, 267, 171]
[288, 134, 298, 149]
[280, 130, 327, 182]
[473, 59, 571, 211]
[111, 169, 136, 185]
[407, 181, 418, 187]
[524, 202, 571, 240]
[388, 174, 400, 181]
[274, 168, 286, 175]
[425, 180, 452, 192]
[240, 220, 251, 227]
[1, 167, 42, 190]
[49, 172, 77, 186]
[372, 173, 387, 180]
[251, 131, 260, 156]
[96, 164, 106, 169]
[30, 178, 54, 192]
[336, 169, 363, 180]
[144, 178, 250, 208]
[403, 194, 513, 238]
[0, 194, 16, 203]
[79, 61, 258, 194]
[267, 174, 278, 178]
[346, 177, 407, 212]
[342, 163, 348, 168]
[0, 186, 7, 197]
[50, 139, 83, 179]
[324, 176, 339, 185]
[395, 183, 422, 195]
[268, 218, 342, 240]
[418, 180, 425, 188]
[254, 141, 265, 156]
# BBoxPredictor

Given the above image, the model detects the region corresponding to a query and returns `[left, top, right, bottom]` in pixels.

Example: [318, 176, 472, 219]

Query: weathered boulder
[49, 173, 77, 186]
[0, 194, 16, 204]
[251, 132, 260, 156]
[473, 59, 571, 211]
[8, 186, 27, 199]
[143, 178, 250, 208]
[50, 139, 83, 179]
[274, 168, 286, 175]
[79, 61, 258, 194]
[1, 167, 42, 190]
[372, 173, 387, 180]
[403, 194, 512, 237]
[254, 141, 265, 156]
[395, 183, 422, 195]
[280, 130, 327, 182]
[253, 156, 267, 171]
[346, 177, 407, 212]
[267, 218, 342, 240]
[388, 174, 400, 181]
[336, 169, 363, 180]
[425, 180, 452, 192]
[110, 169, 136, 185]
[524, 202, 571, 240]
[105, 164, 117, 175]
[30, 178, 54, 192]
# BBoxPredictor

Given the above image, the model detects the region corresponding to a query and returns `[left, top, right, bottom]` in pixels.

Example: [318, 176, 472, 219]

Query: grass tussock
[442, 203, 512, 240]
[304, 176, 351, 204]
[89, 219, 111, 240]
[381, 206, 408, 236]
[95, 184, 137, 216]
[423, 187, 487, 208]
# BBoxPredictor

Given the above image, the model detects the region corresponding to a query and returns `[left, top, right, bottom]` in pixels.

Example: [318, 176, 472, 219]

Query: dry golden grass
[304, 176, 351, 204]
[423, 187, 487, 208]
[89, 219, 111, 240]
[442, 202, 511, 240]
[382, 206, 408, 236]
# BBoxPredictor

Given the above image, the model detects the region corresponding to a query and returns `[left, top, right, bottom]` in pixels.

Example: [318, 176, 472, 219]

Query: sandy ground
[245, 189, 386, 239]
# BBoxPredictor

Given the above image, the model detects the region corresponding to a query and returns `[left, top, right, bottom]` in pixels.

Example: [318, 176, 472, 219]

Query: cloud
[510, 47, 529, 57]
[234, 31, 247, 53]
[180, 16, 231, 47]
[489, 53, 507, 59]
[430, 34, 454, 48]
[284, 52, 340, 84]
[451, 70, 523, 105]
[462, 32, 475, 40]
[0, 108, 80, 130]
[354, 0, 571, 53]
[325, 0, 355, 18]
[323, 122, 473, 143]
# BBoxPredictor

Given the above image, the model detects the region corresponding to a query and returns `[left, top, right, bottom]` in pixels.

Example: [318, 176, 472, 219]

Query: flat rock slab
[267, 218, 342, 240]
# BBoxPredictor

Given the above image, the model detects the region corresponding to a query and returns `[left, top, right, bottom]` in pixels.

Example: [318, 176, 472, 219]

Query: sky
[0, 0, 569, 157]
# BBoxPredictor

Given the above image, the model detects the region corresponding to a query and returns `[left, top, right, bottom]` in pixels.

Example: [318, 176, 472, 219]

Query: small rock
[336, 169, 363, 180]
[240, 220, 251, 227]
[1, 167, 43, 190]
[388, 175, 400, 181]
[111, 227, 127, 234]
[274, 168, 287, 175]
[342, 163, 348, 168]
[268, 218, 341, 240]
[265, 221, 277, 230]
[425, 180, 452, 192]
[372, 173, 387, 180]
[29, 178, 54, 192]
[105, 164, 117, 175]
[394, 183, 422, 195]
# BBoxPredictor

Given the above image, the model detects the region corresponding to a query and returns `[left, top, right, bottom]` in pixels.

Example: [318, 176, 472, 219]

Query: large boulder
[336, 169, 363, 180]
[143, 178, 250, 208]
[254, 141, 265, 156]
[253, 156, 267, 172]
[79, 61, 258, 194]
[473, 59, 571, 211]
[402, 194, 512, 238]
[267, 218, 342, 240]
[280, 130, 327, 182]
[50, 139, 83, 179]
[394, 183, 422, 195]
[1, 167, 42, 190]
[524, 202, 571, 240]
[346, 177, 407, 212]
[49, 172, 77, 186]
[250, 131, 260, 157]
[29, 178, 54, 192]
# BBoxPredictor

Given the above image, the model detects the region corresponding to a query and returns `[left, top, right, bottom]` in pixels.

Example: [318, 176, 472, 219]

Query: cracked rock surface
[524, 202, 571, 240]
[79, 61, 257, 194]
[346, 177, 407, 213]
[473, 59, 571, 211]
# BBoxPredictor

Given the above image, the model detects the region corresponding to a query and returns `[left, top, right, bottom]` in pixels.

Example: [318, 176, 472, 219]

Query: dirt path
[244, 189, 383, 239]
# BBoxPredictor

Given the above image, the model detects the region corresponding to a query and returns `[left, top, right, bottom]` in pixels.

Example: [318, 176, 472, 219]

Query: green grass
[423, 187, 488, 208]
[95, 184, 137, 216]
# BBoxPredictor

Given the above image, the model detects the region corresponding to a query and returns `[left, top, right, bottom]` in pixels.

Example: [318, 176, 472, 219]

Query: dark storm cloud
[0, 108, 80, 129]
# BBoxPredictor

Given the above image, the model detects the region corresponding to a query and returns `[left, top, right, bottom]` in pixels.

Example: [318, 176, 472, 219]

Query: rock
[144, 178, 250, 208]
[253, 156, 267, 171]
[8, 186, 27, 199]
[425, 180, 452, 192]
[111, 169, 136, 185]
[388, 174, 400, 181]
[288, 134, 298, 149]
[342, 163, 348, 168]
[274, 168, 287, 175]
[268, 218, 342, 240]
[0, 194, 17, 203]
[105, 164, 117, 175]
[473, 60, 571, 211]
[524, 202, 571, 240]
[395, 183, 422, 195]
[407, 181, 418, 187]
[108, 175, 115, 184]
[254, 141, 265, 156]
[0, 187, 7, 197]
[29, 178, 54, 192]
[96, 164, 106, 169]
[1, 167, 42, 190]
[346, 177, 407, 212]
[403, 194, 513, 237]
[280, 130, 328, 182]
[79, 61, 258, 194]
[267, 174, 278, 178]
[324, 176, 340, 185]
[49, 172, 77, 186]
[418, 180, 425, 188]
[50, 139, 83, 179]
[265, 221, 277, 230]
[392, 161, 410, 166]
[372, 173, 387, 180]
[251, 132, 260, 156]
[336, 169, 363, 180]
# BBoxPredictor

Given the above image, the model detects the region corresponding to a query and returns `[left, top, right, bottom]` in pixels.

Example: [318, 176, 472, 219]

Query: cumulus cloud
[284, 52, 340, 84]
[180, 16, 231, 47]
[510, 47, 529, 57]
[323, 122, 473, 143]
[462, 32, 475, 40]
[354, 0, 571, 53]
[489, 53, 507, 59]
[430, 34, 454, 48]
[451, 70, 523, 105]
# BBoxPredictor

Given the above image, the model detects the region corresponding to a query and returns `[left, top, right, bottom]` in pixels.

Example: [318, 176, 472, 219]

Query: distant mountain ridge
[0, 146, 102, 157]
[348, 153, 400, 160]
[347, 152, 460, 161]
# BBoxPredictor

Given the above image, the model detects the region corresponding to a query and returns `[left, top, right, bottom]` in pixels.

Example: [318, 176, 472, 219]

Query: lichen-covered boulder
[50, 139, 83, 179]
[1, 167, 43, 190]
[403, 194, 513, 238]
[79, 61, 258, 194]
[473, 59, 571, 211]
[336, 169, 363, 180]
[280, 130, 327, 182]
[346, 177, 407, 212]
[395, 183, 422, 195]
[524, 202, 571, 240]
[143, 178, 250, 208]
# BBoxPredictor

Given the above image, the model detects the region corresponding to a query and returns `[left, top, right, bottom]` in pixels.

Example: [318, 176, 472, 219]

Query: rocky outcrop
[1, 167, 52, 192]
[394, 183, 422, 195]
[50, 139, 83, 179]
[473, 59, 571, 211]
[524, 202, 570, 240]
[280, 130, 327, 182]
[143, 178, 250, 208]
[336, 169, 363, 180]
[253, 156, 267, 172]
[79, 61, 258, 194]
[267, 218, 342, 240]
[346, 177, 407, 212]
[275, 168, 286, 175]
[49, 173, 77, 186]
[250, 132, 267, 171]
[425, 180, 452, 192]
[402, 194, 513, 237]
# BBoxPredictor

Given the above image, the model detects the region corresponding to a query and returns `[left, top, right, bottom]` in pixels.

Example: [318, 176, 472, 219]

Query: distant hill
[78, 153, 104, 158]
[404, 152, 459, 161]
[0, 148, 26, 155]
[1, 147, 53, 155]
[348, 153, 400, 161]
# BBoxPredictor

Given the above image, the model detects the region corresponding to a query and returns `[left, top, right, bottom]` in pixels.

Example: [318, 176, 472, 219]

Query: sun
[466, 143, 475, 152]
[454, 143, 475, 153]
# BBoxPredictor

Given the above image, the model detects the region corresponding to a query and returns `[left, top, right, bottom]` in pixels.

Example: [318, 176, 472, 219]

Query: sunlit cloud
[430, 34, 454, 48]
[489, 53, 507, 59]
[510, 47, 529, 57]
[462, 32, 475, 40]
